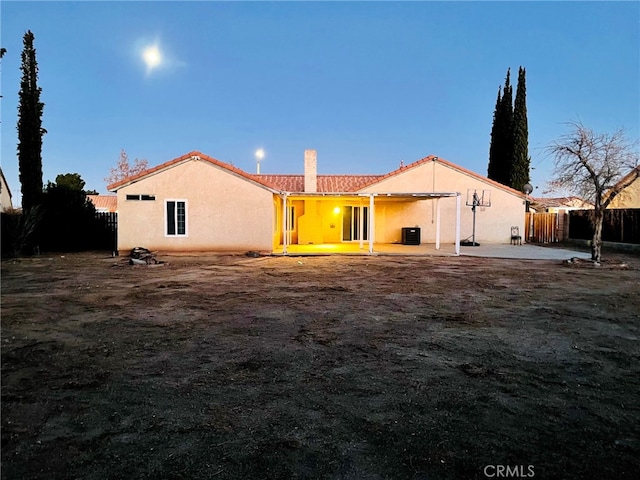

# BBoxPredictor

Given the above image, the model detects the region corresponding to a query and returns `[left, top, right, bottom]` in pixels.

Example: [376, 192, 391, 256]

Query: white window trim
[165, 199, 188, 237]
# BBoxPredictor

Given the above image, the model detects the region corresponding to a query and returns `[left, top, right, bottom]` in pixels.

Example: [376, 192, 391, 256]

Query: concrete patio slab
[274, 242, 592, 260]
[460, 243, 592, 260]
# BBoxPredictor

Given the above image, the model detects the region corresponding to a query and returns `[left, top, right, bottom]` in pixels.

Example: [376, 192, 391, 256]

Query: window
[126, 194, 155, 201]
[166, 200, 187, 236]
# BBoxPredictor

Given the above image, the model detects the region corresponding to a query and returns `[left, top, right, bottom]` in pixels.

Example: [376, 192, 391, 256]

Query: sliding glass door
[342, 206, 369, 241]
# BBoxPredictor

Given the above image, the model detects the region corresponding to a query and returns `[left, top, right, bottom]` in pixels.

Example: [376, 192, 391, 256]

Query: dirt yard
[2, 251, 639, 480]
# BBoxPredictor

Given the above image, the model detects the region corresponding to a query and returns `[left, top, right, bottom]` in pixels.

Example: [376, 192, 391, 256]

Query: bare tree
[104, 149, 149, 185]
[547, 121, 639, 263]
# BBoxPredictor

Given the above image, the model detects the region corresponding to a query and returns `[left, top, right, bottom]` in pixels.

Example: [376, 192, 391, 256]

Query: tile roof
[530, 196, 592, 209]
[107, 151, 278, 192]
[353, 154, 526, 198]
[88, 194, 118, 212]
[426, 156, 526, 198]
[107, 150, 526, 198]
[254, 174, 384, 193]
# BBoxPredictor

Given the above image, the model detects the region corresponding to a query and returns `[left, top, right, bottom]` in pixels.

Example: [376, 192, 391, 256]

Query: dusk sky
[1, 1, 638, 205]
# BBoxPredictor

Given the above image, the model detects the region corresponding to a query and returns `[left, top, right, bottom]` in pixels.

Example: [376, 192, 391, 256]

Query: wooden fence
[525, 212, 566, 243]
[569, 209, 640, 244]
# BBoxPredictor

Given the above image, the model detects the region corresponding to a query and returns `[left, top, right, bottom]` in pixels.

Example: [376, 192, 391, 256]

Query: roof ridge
[355, 155, 435, 191]
[434, 157, 525, 197]
[107, 151, 194, 190]
[108, 151, 277, 192]
[107, 150, 527, 198]
[254, 174, 305, 181]
[256, 173, 383, 177]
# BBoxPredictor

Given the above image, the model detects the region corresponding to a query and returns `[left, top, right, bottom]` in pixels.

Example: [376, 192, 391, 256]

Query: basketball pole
[464, 189, 489, 247]
[471, 192, 479, 246]
[471, 203, 476, 245]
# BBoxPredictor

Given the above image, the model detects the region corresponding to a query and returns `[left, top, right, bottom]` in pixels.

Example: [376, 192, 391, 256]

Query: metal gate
[96, 212, 118, 251]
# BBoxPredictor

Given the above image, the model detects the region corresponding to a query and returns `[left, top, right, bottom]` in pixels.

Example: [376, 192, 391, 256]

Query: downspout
[455, 193, 461, 255]
[435, 198, 441, 250]
[432, 158, 436, 223]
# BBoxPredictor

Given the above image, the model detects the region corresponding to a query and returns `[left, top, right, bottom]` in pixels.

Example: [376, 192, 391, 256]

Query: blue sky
[1, 1, 638, 203]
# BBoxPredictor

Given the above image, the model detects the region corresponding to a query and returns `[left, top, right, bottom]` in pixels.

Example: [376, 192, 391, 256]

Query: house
[530, 196, 593, 213]
[526, 196, 593, 243]
[87, 194, 118, 213]
[0, 167, 14, 212]
[606, 167, 640, 208]
[107, 150, 527, 255]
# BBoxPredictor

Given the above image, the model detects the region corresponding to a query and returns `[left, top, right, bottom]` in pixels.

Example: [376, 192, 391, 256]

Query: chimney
[304, 149, 317, 193]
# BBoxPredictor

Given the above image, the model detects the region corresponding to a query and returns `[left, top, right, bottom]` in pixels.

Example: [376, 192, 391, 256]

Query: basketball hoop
[462, 189, 491, 246]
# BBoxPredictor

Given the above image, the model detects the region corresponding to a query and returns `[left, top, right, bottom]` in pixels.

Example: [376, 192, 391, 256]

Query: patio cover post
[455, 193, 461, 255]
[359, 198, 364, 250]
[282, 193, 289, 255]
[435, 198, 441, 250]
[368, 194, 375, 254]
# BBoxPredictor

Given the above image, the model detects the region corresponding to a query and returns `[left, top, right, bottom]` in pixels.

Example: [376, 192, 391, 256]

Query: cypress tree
[17, 30, 45, 211]
[487, 68, 513, 186]
[500, 68, 514, 185]
[511, 66, 529, 191]
[487, 87, 502, 181]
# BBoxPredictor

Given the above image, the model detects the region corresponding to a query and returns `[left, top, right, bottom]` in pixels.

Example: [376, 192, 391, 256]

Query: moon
[142, 45, 162, 70]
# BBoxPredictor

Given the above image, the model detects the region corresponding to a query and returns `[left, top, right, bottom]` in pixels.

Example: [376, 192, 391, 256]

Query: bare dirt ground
[2, 251, 639, 480]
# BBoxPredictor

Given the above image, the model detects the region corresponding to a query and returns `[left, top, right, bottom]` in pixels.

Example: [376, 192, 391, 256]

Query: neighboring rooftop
[531, 196, 593, 210]
[87, 194, 117, 212]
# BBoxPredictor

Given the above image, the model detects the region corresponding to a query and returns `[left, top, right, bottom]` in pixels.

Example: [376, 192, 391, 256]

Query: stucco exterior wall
[608, 176, 640, 208]
[372, 200, 438, 243]
[360, 161, 526, 244]
[0, 181, 13, 212]
[116, 159, 274, 253]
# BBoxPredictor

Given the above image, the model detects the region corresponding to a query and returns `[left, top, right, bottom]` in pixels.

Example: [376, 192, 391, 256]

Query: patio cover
[278, 191, 462, 255]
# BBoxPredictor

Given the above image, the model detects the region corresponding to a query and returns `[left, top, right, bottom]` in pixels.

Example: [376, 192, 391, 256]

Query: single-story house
[530, 196, 593, 213]
[606, 167, 640, 209]
[0, 167, 14, 212]
[87, 194, 118, 213]
[107, 150, 527, 255]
